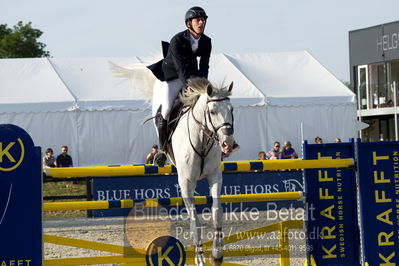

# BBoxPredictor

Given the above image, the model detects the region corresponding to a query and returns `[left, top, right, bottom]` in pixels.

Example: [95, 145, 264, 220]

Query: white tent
[0, 51, 356, 166]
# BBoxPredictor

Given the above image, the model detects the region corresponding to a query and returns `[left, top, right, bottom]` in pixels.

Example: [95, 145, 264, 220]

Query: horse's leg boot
[231, 142, 240, 154]
[154, 152, 167, 167]
[154, 111, 168, 167]
[221, 142, 240, 159]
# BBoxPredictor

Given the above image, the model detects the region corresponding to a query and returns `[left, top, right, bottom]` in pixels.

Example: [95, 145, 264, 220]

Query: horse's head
[181, 78, 237, 155]
[204, 82, 236, 155]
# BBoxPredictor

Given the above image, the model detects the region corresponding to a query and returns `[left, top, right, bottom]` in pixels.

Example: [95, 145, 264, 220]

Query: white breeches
[152, 78, 184, 119]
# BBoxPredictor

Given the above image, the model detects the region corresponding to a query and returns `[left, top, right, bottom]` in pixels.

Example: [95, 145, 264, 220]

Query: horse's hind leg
[180, 179, 205, 266]
[208, 173, 224, 265]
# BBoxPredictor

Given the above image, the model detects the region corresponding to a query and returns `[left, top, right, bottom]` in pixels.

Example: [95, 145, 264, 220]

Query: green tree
[340, 79, 353, 92]
[0, 21, 50, 58]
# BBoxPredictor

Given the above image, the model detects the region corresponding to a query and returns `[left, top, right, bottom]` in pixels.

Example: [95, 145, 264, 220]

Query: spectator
[56, 145, 73, 167]
[281, 141, 298, 159]
[258, 151, 267, 160]
[146, 144, 159, 164]
[315, 136, 323, 144]
[335, 138, 342, 143]
[267, 141, 282, 160]
[42, 148, 56, 168]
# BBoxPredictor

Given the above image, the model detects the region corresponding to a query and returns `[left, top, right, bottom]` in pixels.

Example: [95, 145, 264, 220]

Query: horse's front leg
[180, 179, 205, 266]
[208, 171, 224, 265]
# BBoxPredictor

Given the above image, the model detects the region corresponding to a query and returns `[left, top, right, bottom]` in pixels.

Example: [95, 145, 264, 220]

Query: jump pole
[45, 158, 355, 178]
[43, 191, 303, 211]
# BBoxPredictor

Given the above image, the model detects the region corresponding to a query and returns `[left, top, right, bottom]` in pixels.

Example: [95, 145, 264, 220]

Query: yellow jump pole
[43, 191, 303, 212]
[45, 158, 354, 178]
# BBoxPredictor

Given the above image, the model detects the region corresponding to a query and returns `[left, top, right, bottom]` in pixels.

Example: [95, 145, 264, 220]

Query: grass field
[43, 180, 87, 218]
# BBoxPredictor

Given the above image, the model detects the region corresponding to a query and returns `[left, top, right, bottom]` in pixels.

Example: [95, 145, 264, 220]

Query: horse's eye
[210, 110, 216, 115]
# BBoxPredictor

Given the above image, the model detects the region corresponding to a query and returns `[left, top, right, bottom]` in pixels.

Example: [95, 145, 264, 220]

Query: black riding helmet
[185, 6, 208, 23]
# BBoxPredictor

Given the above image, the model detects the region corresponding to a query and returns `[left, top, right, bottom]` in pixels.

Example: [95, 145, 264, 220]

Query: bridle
[205, 98, 235, 142]
[187, 96, 234, 174]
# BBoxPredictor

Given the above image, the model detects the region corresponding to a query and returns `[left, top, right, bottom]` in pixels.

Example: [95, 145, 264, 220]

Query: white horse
[170, 78, 236, 265]
[110, 63, 236, 265]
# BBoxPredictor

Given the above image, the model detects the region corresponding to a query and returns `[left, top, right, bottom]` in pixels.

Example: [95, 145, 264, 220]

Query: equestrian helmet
[185, 6, 208, 22]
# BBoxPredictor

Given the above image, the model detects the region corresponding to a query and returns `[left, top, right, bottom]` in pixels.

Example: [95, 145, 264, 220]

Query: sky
[1, 0, 398, 82]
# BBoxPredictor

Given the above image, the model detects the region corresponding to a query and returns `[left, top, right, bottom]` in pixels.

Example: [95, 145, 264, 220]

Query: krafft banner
[0, 125, 42, 266]
[304, 140, 360, 265]
[357, 140, 399, 265]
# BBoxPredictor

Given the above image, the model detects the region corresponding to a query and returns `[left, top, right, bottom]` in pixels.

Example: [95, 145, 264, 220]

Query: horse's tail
[109, 61, 156, 101]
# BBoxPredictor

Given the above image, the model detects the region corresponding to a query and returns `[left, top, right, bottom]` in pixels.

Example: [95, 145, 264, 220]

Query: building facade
[349, 20, 399, 141]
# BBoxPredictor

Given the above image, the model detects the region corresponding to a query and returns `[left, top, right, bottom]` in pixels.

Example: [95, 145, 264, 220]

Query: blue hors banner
[304, 140, 360, 265]
[0, 125, 42, 266]
[92, 171, 304, 217]
[357, 140, 399, 265]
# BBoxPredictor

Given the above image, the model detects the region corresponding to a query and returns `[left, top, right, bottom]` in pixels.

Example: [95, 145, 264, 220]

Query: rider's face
[189, 17, 206, 36]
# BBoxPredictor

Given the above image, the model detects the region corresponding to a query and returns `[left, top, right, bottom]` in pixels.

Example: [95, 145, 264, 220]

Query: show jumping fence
[1, 123, 397, 266]
[41, 158, 351, 265]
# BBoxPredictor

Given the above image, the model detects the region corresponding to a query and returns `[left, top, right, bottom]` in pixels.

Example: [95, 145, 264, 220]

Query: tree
[0, 21, 50, 58]
[340, 79, 353, 92]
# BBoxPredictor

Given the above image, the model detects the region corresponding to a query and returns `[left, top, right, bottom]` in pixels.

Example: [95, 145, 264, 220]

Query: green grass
[43, 180, 87, 219]
[43, 180, 86, 198]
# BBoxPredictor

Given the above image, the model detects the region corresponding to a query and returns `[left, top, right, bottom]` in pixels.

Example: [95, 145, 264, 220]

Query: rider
[148, 6, 212, 167]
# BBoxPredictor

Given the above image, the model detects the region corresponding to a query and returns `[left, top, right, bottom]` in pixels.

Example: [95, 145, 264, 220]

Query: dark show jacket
[148, 30, 212, 84]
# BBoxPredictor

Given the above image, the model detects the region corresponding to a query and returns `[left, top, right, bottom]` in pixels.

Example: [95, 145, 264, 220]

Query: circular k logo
[146, 236, 186, 266]
[0, 138, 25, 171]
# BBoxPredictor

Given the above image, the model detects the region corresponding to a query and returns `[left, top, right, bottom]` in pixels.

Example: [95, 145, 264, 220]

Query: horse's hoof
[210, 255, 223, 266]
[154, 152, 167, 167]
[195, 253, 206, 266]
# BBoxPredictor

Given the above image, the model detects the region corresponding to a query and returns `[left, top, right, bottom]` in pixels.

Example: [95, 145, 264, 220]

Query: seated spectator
[335, 138, 342, 143]
[281, 141, 298, 159]
[56, 145, 73, 167]
[315, 136, 323, 144]
[267, 141, 282, 160]
[43, 148, 56, 168]
[258, 151, 267, 160]
[146, 144, 158, 164]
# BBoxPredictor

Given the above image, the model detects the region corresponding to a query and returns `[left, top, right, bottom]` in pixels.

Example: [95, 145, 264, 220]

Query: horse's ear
[207, 84, 213, 96]
[228, 81, 233, 92]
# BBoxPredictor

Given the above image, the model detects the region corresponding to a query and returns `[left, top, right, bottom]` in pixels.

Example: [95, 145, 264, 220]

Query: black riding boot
[154, 113, 168, 167]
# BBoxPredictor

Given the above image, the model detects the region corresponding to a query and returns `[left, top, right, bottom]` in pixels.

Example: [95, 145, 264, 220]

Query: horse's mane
[179, 78, 232, 107]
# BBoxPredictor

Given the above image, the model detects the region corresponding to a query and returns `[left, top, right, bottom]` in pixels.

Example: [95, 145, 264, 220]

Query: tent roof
[209, 52, 355, 106]
[0, 58, 75, 113]
[0, 51, 355, 113]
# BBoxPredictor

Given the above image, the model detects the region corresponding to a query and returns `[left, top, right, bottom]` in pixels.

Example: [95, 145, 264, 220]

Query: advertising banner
[357, 140, 399, 265]
[0, 124, 42, 266]
[304, 140, 359, 265]
[92, 170, 304, 217]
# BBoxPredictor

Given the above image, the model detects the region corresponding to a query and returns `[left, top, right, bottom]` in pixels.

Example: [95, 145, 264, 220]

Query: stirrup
[154, 151, 167, 167]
